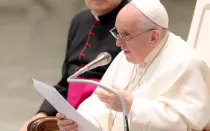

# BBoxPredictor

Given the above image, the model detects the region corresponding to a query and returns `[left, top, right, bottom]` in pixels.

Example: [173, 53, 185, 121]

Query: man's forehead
[117, 4, 141, 22]
[116, 8, 141, 31]
[119, 3, 140, 14]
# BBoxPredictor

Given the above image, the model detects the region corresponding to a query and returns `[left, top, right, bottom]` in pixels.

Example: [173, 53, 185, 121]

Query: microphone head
[96, 52, 112, 64]
[67, 52, 112, 80]
[86, 52, 112, 71]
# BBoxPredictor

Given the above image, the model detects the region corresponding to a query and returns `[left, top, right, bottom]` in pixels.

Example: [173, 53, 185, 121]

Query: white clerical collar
[91, 11, 100, 21]
[138, 30, 169, 68]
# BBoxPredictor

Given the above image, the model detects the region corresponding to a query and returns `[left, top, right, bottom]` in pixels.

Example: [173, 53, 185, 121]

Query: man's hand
[19, 112, 47, 131]
[56, 113, 78, 131]
[94, 86, 134, 113]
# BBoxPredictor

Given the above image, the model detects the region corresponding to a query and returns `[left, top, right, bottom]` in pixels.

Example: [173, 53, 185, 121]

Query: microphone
[66, 52, 130, 131]
[67, 52, 112, 81]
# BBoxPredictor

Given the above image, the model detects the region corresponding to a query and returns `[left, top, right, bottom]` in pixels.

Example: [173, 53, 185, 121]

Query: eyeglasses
[110, 27, 154, 43]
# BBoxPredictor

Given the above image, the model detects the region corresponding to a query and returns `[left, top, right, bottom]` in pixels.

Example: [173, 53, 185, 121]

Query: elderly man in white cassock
[56, 0, 210, 131]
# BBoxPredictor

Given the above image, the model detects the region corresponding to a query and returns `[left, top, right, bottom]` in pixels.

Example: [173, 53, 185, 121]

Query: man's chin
[91, 1, 108, 8]
[125, 55, 141, 64]
[125, 55, 135, 63]
[92, 0, 107, 4]
[91, 7, 109, 15]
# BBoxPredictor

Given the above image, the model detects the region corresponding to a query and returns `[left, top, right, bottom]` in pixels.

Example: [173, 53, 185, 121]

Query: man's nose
[116, 39, 126, 47]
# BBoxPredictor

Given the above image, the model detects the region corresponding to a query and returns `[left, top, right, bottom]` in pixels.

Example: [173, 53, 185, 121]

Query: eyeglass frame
[109, 27, 155, 43]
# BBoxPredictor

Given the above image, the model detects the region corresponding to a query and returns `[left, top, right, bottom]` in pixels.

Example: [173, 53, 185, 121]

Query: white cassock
[77, 32, 210, 131]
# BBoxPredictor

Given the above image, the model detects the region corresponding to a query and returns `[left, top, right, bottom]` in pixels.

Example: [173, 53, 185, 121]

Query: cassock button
[79, 53, 85, 59]
[85, 42, 91, 47]
[89, 32, 94, 36]
[94, 20, 100, 25]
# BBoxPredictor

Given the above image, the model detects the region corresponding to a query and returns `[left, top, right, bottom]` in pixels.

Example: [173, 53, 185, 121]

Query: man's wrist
[126, 95, 134, 114]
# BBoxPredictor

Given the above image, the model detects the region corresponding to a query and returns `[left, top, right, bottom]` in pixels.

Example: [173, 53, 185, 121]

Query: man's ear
[150, 30, 161, 47]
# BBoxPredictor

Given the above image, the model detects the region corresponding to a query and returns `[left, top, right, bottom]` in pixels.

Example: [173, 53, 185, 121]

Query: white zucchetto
[130, 0, 169, 28]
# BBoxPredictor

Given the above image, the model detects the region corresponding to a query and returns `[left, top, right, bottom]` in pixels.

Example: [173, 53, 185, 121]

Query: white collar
[91, 11, 100, 21]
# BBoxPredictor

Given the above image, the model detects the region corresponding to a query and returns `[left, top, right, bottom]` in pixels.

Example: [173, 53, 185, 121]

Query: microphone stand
[67, 67, 88, 80]
[67, 79, 130, 131]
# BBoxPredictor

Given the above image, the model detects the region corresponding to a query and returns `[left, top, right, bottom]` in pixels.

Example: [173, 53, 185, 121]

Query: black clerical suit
[38, 0, 128, 116]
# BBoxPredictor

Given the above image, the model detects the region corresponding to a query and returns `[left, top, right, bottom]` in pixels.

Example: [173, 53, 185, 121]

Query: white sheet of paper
[33, 79, 101, 131]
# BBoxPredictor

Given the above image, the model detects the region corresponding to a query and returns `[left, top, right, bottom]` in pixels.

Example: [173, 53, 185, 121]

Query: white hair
[137, 13, 159, 31]
[136, 13, 168, 40]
